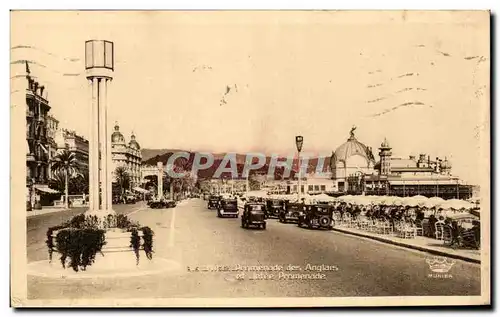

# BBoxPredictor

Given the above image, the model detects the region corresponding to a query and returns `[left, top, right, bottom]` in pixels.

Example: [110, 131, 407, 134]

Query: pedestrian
[428, 214, 437, 238]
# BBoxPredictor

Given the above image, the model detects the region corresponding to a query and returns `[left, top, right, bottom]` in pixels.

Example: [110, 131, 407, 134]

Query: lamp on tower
[85, 40, 114, 70]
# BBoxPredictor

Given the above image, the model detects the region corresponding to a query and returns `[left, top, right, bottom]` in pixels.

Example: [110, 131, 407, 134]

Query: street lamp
[295, 136, 303, 202]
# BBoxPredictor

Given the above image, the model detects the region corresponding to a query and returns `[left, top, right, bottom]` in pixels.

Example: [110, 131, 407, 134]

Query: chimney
[39, 86, 45, 98]
[33, 82, 39, 94]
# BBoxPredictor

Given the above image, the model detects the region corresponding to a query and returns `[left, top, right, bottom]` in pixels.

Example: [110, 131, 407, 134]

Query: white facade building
[111, 122, 142, 189]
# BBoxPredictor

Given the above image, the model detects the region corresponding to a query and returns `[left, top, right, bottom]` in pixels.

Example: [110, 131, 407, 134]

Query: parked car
[125, 194, 136, 204]
[207, 195, 221, 210]
[266, 199, 284, 219]
[241, 203, 267, 229]
[149, 198, 167, 209]
[113, 195, 122, 205]
[165, 199, 176, 208]
[217, 198, 239, 218]
[298, 204, 334, 230]
[279, 202, 302, 223]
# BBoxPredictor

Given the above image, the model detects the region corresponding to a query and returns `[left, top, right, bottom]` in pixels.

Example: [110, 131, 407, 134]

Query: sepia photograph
[10, 10, 490, 307]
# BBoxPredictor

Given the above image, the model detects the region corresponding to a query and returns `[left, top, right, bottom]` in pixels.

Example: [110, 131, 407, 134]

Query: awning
[34, 185, 60, 194]
[133, 187, 149, 194]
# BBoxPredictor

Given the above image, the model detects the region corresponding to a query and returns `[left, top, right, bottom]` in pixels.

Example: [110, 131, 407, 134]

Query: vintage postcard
[10, 10, 490, 307]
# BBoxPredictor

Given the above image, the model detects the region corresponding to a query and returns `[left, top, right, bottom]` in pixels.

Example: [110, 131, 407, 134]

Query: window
[308, 185, 313, 192]
[314, 185, 320, 191]
[293, 185, 297, 192]
[338, 182, 345, 191]
[301, 185, 305, 193]
[320, 185, 326, 191]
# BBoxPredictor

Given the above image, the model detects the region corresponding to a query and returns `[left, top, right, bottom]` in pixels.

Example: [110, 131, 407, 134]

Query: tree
[48, 170, 65, 193]
[144, 173, 169, 197]
[50, 150, 80, 209]
[114, 166, 131, 196]
[69, 169, 89, 195]
[248, 171, 262, 191]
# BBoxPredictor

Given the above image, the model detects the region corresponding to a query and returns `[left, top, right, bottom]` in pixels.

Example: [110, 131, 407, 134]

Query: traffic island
[27, 213, 181, 279]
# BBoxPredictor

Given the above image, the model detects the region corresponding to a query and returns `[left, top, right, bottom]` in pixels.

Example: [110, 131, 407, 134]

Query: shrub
[46, 213, 154, 270]
[55, 228, 106, 272]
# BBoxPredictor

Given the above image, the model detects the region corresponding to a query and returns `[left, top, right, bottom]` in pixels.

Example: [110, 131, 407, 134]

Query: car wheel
[263, 223, 266, 230]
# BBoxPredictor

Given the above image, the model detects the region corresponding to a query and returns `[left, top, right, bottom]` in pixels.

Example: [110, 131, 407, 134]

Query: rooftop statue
[350, 125, 357, 139]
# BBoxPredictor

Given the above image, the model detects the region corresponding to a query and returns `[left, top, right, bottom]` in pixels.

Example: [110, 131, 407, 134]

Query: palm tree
[50, 150, 80, 209]
[114, 166, 130, 197]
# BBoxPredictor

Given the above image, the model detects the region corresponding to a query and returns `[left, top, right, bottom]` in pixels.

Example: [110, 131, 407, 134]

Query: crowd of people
[328, 200, 480, 249]
[243, 191, 480, 250]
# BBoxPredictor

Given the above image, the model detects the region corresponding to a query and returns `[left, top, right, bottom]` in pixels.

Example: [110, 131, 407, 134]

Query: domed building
[330, 127, 376, 192]
[111, 122, 143, 190]
[342, 134, 473, 199]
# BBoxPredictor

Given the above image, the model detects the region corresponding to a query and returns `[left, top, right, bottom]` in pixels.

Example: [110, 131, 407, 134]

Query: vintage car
[125, 194, 136, 204]
[217, 198, 239, 218]
[265, 199, 284, 219]
[165, 199, 176, 208]
[113, 195, 123, 205]
[278, 202, 303, 223]
[298, 204, 334, 230]
[241, 203, 267, 229]
[207, 195, 221, 210]
[149, 198, 167, 209]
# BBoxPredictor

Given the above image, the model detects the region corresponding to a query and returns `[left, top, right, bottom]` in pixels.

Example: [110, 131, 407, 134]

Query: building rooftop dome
[128, 132, 140, 150]
[111, 122, 125, 143]
[331, 127, 375, 165]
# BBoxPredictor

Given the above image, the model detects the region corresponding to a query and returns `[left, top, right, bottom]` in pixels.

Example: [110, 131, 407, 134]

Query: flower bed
[46, 213, 154, 272]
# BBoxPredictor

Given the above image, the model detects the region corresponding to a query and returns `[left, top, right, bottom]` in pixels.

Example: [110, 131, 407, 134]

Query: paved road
[27, 203, 146, 263]
[27, 199, 481, 299]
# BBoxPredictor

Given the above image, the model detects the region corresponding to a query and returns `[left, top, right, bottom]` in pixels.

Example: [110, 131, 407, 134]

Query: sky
[10, 11, 489, 184]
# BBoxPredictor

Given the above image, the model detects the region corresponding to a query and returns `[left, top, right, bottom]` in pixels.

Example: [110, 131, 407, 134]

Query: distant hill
[141, 148, 186, 162]
[141, 148, 331, 180]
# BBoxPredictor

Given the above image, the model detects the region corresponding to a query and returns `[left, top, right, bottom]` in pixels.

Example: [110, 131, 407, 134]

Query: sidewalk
[332, 226, 481, 264]
[27, 207, 70, 218]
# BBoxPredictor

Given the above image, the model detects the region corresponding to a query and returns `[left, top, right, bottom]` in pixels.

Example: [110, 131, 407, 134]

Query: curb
[332, 227, 481, 264]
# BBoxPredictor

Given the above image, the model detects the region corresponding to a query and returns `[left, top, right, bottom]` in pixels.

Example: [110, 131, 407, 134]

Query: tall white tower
[85, 40, 114, 215]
